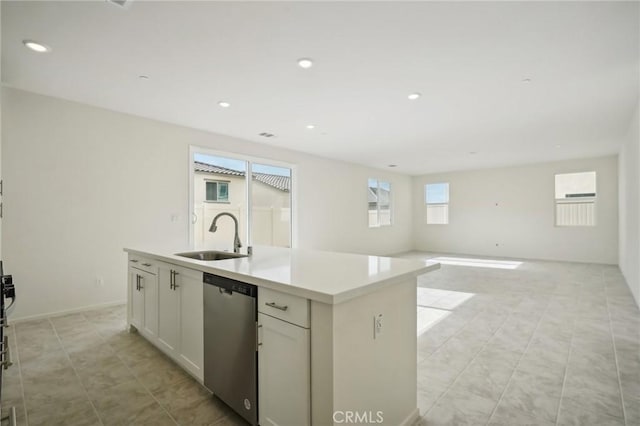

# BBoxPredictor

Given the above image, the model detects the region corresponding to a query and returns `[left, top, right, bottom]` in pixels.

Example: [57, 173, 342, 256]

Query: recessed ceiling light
[306, 124, 315, 130]
[388, 164, 398, 168]
[218, 101, 231, 108]
[297, 58, 313, 69]
[555, 144, 561, 148]
[22, 40, 51, 53]
[408, 93, 421, 100]
[469, 151, 477, 155]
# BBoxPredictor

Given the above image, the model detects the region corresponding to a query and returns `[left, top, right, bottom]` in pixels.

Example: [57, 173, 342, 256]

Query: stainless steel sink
[175, 250, 248, 261]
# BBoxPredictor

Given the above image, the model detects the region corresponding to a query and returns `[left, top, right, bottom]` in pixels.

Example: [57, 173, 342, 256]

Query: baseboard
[399, 407, 420, 426]
[9, 299, 126, 323]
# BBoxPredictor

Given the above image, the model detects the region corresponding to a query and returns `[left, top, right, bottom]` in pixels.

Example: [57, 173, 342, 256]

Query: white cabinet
[258, 289, 311, 426]
[127, 255, 313, 424]
[178, 266, 204, 378]
[156, 262, 204, 380]
[128, 267, 144, 329]
[128, 263, 158, 339]
[157, 264, 180, 354]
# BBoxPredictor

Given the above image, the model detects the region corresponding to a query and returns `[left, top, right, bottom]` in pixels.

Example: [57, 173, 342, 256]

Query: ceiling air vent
[106, 0, 131, 8]
[259, 132, 276, 138]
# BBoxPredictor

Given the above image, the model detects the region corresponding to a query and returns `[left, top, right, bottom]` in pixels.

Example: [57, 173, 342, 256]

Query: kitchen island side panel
[331, 278, 418, 426]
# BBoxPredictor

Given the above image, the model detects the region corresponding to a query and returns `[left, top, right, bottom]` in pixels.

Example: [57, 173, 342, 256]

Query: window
[368, 179, 392, 227]
[555, 171, 596, 226]
[425, 183, 449, 224]
[205, 180, 229, 202]
[191, 149, 293, 248]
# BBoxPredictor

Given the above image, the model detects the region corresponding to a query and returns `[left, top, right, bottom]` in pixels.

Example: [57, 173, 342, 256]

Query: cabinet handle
[265, 302, 288, 311]
[130, 259, 139, 263]
[135, 275, 139, 291]
[169, 270, 174, 290]
[1, 336, 13, 370]
[173, 270, 179, 290]
[170, 270, 180, 290]
[142, 263, 152, 267]
[257, 323, 262, 349]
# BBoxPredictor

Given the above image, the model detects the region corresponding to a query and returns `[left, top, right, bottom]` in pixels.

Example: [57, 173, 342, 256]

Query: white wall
[1, 88, 413, 319]
[619, 102, 639, 306]
[0, 7, 3, 262]
[412, 156, 619, 264]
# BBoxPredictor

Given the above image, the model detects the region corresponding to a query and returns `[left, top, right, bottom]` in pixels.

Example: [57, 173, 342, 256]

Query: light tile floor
[2, 253, 639, 425]
[402, 252, 640, 426]
[2, 305, 247, 425]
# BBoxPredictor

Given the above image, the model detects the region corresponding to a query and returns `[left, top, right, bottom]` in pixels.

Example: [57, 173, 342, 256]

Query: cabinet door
[157, 264, 180, 356]
[178, 267, 204, 380]
[139, 270, 158, 338]
[258, 313, 310, 426]
[129, 268, 144, 330]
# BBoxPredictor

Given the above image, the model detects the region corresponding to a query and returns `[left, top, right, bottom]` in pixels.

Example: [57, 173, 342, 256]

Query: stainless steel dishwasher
[203, 273, 258, 426]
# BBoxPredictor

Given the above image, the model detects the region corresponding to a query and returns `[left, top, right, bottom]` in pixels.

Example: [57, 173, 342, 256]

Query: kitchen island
[124, 245, 439, 426]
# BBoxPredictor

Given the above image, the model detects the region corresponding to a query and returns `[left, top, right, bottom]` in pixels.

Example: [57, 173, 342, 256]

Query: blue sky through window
[194, 153, 290, 177]
[426, 183, 449, 204]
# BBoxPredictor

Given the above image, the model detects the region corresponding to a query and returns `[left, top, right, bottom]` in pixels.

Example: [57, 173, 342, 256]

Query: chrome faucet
[209, 212, 242, 253]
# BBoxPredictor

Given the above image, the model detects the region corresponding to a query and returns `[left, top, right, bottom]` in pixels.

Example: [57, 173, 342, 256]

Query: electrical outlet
[373, 314, 383, 339]
[95, 276, 104, 286]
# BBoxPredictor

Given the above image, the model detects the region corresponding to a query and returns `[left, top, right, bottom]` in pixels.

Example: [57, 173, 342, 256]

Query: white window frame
[368, 178, 393, 228]
[554, 171, 597, 227]
[189, 146, 297, 248]
[205, 179, 230, 203]
[425, 182, 450, 225]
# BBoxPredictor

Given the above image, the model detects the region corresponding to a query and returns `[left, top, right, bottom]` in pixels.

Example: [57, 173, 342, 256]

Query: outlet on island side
[95, 276, 104, 286]
[373, 313, 383, 339]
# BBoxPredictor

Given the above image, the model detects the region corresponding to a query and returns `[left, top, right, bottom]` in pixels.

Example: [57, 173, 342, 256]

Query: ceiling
[2, 1, 639, 175]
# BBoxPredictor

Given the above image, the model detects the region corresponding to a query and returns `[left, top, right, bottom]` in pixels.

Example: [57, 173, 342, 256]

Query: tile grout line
[417, 300, 484, 411]
[47, 316, 106, 426]
[484, 297, 553, 425]
[9, 325, 30, 426]
[603, 270, 628, 426]
[87, 314, 182, 426]
[552, 283, 581, 426]
[110, 328, 180, 426]
[423, 302, 517, 417]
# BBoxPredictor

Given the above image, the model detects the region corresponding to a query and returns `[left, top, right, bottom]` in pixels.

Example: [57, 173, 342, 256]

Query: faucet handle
[247, 246, 253, 256]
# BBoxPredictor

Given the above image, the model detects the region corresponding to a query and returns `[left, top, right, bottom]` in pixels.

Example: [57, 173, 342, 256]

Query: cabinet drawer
[258, 287, 309, 328]
[128, 256, 158, 275]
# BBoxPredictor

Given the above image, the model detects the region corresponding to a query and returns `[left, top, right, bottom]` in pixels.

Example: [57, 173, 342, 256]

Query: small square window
[554, 172, 596, 226]
[206, 181, 229, 202]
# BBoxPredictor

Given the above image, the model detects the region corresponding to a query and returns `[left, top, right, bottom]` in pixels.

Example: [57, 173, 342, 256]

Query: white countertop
[124, 245, 440, 304]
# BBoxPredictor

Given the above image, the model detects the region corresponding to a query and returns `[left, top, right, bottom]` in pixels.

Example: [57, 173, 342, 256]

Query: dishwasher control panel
[203, 273, 257, 298]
